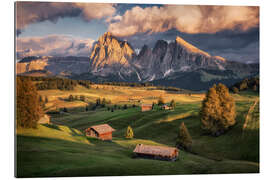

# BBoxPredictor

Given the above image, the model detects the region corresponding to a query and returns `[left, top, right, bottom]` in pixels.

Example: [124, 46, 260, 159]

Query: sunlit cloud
[108, 5, 259, 37]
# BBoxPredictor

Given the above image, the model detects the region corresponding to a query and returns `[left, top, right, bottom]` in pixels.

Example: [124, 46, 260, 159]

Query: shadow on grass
[41, 123, 61, 131]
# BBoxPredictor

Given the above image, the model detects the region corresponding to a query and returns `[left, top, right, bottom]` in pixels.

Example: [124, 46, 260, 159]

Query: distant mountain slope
[16, 32, 259, 91]
[16, 56, 90, 76]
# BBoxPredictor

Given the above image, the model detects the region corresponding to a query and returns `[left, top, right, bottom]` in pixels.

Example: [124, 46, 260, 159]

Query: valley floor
[16, 88, 259, 177]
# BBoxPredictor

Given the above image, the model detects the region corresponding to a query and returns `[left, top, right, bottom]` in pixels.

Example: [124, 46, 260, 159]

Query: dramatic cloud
[118, 27, 259, 64]
[108, 5, 259, 37]
[16, 2, 116, 35]
[16, 35, 95, 58]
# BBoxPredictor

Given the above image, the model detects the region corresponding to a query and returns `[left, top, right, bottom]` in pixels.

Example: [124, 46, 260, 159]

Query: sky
[16, 2, 259, 63]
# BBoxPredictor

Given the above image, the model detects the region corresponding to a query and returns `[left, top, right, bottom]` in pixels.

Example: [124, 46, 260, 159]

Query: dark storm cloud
[118, 28, 259, 63]
[15, 2, 116, 36]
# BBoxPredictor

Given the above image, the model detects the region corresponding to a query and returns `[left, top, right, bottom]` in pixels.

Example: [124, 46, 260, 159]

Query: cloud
[16, 35, 95, 58]
[16, 2, 116, 35]
[108, 5, 259, 37]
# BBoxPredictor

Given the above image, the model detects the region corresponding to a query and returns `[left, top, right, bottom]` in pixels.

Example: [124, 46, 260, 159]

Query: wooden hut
[141, 104, 152, 112]
[85, 124, 115, 141]
[133, 144, 179, 161]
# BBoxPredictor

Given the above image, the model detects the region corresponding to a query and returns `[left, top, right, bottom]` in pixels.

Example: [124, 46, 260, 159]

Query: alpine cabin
[85, 124, 115, 141]
[141, 104, 152, 112]
[133, 144, 179, 161]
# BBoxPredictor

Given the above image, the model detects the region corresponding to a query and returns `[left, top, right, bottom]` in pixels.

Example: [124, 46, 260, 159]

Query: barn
[85, 124, 115, 141]
[133, 144, 179, 161]
[141, 104, 152, 112]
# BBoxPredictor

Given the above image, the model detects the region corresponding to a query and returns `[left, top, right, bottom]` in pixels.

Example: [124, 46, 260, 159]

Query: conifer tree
[176, 122, 192, 151]
[200, 83, 236, 136]
[125, 125, 134, 139]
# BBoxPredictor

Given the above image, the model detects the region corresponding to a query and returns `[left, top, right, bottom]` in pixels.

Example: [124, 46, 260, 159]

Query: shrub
[200, 83, 236, 136]
[176, 122, 192, 151]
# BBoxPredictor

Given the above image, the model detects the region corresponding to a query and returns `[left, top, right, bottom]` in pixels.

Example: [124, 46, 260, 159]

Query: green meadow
[16, 87, 259, 177]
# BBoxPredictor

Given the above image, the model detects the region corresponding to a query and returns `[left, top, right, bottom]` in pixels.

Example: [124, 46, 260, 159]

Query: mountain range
[16, 32, 259, 91]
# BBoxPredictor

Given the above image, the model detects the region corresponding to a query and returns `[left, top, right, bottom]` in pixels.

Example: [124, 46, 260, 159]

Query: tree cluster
[230, 77, 259, 93]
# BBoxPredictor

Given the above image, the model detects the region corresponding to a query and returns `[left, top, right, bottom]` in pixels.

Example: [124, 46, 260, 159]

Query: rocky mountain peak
[89, 32, 135, 76]
[175, 36, 211, 57]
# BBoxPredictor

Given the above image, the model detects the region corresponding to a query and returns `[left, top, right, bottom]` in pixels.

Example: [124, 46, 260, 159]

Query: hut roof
[86, 124, 115, 134]
[133, 144, 178, 157]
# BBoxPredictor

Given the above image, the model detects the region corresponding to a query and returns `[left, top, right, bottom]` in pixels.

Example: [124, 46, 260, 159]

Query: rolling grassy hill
[16, 87, 259, 177]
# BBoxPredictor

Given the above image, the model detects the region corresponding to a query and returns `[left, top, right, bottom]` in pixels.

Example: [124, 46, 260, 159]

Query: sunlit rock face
[89, 32, 136, 76]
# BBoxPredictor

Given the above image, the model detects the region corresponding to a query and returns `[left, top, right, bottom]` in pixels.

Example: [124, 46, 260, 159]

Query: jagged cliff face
[89, 33, 228, 81]
[89, 32, 135, 76]
[134, 36, 227, 81]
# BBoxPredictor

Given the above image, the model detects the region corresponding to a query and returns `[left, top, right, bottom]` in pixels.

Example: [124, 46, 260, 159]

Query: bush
[200, 83, 236, 136]
[125, 126, 134, 139]
[176, 122, 192, 151]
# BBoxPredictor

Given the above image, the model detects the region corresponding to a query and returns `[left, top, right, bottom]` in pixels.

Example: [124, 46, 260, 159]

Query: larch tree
[125, 125, 134, 139]
[16, 77, 43, 128]
[200, 83, 236, 136]
[176, 122, 192, 151]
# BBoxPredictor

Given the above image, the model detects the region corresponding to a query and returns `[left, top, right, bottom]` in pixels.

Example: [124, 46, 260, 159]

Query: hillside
[16, 84, 259, 177]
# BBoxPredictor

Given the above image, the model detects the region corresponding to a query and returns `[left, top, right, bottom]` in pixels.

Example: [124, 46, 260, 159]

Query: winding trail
[242, 98, 259, 136]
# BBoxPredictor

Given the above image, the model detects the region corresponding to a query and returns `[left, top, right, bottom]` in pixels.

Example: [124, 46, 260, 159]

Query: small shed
[85, 124, 115, 141]
[133, 144, 179, 161]
[38, 114, 50, 124]
[141, 104, 152, 112]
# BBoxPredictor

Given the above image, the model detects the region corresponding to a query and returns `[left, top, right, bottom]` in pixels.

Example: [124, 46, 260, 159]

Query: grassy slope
[16, 89, 259, 177]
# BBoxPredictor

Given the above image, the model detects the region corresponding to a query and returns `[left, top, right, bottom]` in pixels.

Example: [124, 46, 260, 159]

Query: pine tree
[200, 83, 236, 136]
[16, 77, 43, 128]
[176, 122, 192, 151]
[125, 125, 134, 139]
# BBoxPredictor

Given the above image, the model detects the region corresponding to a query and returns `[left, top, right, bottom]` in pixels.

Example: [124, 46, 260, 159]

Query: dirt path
[242, 98, 259, 136]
